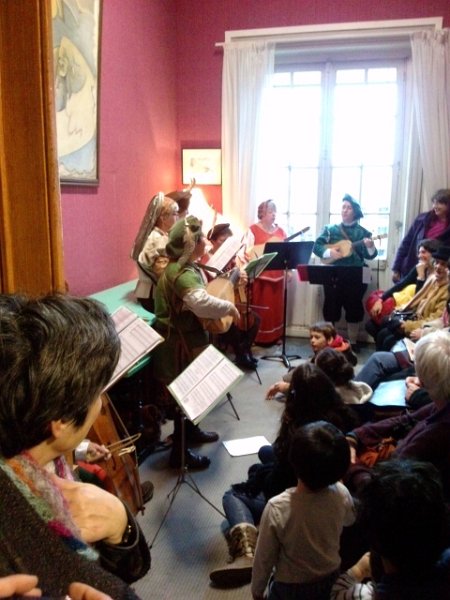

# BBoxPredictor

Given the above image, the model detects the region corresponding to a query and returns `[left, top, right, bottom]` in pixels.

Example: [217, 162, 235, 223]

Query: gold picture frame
[52, 0, 102, 185]
[182, 149, 222, 185]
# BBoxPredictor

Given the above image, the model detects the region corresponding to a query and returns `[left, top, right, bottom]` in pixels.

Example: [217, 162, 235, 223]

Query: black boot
[169, 446, 210, 469]
[185, 420, 219, 444]
[235, 353, 257, 370]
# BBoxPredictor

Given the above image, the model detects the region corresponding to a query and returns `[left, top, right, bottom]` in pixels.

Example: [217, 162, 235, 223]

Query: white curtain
[411, 29, 450, 201]
[221, 41, 275, 233]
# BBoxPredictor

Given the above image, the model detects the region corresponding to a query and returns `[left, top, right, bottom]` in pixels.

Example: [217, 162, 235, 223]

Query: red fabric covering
[249, 224, 287, 344]
[365, 290, 396, 325]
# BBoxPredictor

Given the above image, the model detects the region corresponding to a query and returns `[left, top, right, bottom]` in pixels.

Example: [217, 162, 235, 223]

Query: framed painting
[182, 149, 222, 185]
[52, 0, 101, 185]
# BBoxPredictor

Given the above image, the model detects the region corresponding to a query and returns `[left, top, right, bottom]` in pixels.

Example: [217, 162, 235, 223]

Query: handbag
[357, 437, 397, 467]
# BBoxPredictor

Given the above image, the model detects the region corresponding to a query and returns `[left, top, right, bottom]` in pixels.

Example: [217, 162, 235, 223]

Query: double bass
[88, 393, 145, 515]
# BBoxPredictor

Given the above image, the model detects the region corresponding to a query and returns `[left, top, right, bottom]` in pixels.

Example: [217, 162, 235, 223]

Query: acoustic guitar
[200, 268, 241, 334]
[321, 234, 387, 264]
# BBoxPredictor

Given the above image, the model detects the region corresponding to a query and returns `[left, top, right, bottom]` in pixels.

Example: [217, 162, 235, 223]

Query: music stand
[150, 345, 242, 546]
[261, 241, 314, 369]
[297, 265, 367, 325]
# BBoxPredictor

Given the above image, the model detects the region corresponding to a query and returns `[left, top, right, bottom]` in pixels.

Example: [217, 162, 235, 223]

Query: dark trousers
[323, 282, 367, 323]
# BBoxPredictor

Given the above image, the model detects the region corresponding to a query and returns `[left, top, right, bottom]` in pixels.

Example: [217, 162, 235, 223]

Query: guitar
[321, 234, 387, 264]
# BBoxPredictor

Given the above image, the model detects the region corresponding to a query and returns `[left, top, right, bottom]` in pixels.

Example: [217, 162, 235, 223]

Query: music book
[168, 344, 244, 425]
[245, 252, 277, 279]
[105, 306, 164, 390]
[205, 235, 243, 272]
[369, 379, 407, 407]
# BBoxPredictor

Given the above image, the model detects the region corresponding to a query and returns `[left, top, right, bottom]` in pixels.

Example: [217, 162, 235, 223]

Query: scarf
[0, 452, 98, 561]
[402, 274, 446, 315]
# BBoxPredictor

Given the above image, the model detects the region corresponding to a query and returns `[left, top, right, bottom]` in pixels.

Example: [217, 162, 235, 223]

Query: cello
[88, 392, 145, 515]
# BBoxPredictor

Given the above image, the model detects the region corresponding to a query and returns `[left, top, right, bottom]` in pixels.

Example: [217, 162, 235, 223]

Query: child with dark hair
[332, 459, 450, 599]
[251, 421, 356, 600]
[266, 321, 357, 399]
[315, 347, 372, 405]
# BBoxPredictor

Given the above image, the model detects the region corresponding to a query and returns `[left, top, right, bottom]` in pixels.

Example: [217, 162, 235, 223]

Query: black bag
[390, 310, 416, 322]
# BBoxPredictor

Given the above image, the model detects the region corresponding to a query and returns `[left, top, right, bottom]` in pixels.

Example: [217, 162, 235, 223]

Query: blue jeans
[354, 351, 400, 389]
[222, 488, 266, 528]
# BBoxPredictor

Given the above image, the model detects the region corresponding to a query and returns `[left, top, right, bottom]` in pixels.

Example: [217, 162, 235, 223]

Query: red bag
[365, 290, 396, 325]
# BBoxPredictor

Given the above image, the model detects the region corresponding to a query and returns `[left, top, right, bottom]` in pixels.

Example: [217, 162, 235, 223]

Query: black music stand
[149, 414, 224, 547]
[297, 265, 366, 324]
[261, 241, 314, 369]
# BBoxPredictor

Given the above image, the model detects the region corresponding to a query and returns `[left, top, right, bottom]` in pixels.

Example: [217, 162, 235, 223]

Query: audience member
[345, 330, 450, 501]
[0, 294, 150, 599]
[251, 421, 355, 600]
[266, 321, 356, 400]
[209, 363, 357, 588]
[315, 347, 372, 405]
[332, 459, 450, 600]
[374, 247, 450, 351]
[365, 238, 441, 340]
[392, 188, 450, 281]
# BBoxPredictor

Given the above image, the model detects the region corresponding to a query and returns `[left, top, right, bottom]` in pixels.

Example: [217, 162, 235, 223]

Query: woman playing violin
[248, 200, 287, 345]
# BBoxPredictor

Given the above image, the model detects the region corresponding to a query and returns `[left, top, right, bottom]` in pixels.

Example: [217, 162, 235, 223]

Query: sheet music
[245, 252, 277, 279]
[205, 235, 243, 272]
[168, 344, 244, 424]
[106, 306, 164, 389]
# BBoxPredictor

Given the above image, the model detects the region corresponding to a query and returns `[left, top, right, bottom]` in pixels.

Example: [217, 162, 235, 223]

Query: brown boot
[209, 523, 258, 588]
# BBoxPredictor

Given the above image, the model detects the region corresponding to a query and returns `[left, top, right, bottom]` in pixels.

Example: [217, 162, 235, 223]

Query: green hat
[166, 216, 203, 265]
[343, 194, 364, 220]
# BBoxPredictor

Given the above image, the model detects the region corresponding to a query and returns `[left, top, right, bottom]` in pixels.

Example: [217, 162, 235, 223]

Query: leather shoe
[186, 427, 219, 444]
[169, 448, 211, 469]
[236, 353, 257, 370]
[141, 480, 154, 503]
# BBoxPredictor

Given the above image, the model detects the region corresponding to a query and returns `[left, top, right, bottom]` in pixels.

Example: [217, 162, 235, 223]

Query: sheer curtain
[221, 41, 275, 232]
[411, 29, 450, 202]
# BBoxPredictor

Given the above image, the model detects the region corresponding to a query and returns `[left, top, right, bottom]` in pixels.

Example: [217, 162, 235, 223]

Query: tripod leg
[226, 392, 240, 421]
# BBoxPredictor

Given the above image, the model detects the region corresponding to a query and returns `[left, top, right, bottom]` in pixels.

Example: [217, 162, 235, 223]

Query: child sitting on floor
[266, 321, 356, 399]
[315, 347, 372, 405]
[251, 421, 356, 600]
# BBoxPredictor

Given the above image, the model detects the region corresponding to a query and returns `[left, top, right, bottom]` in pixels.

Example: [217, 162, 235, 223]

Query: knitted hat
[342, 194, 364, 220]
[166, 216, 203, 265]
[207, 223, 231, 241]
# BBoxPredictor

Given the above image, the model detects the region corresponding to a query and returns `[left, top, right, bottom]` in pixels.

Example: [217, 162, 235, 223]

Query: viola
[88, 393, 145, 515]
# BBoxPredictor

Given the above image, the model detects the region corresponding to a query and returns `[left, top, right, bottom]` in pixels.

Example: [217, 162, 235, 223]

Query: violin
[88, 393, 145, 515]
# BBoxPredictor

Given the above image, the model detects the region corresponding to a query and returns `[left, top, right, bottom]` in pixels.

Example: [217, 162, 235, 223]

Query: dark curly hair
[315, 347, 354, 386]
[274, 362, 356, 463]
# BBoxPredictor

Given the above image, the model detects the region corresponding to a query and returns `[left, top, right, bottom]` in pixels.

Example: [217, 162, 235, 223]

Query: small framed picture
[182, 149, 222, 185]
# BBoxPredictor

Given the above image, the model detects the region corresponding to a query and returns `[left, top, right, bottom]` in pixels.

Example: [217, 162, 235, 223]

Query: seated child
[331, 459, 450, 600]
[251, 421, 356, 600]
[266, 321, 356, 399]
[315, 347, 372, 405]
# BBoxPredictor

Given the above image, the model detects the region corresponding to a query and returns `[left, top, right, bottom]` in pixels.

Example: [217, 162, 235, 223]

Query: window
[257, 60, 405, 260]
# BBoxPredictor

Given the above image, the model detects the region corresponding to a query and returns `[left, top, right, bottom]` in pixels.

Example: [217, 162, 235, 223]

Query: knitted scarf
[0, 452, 98, 561]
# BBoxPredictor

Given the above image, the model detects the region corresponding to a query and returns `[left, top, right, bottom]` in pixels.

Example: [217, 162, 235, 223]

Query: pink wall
[174, 0, 450, 208]
[62, 0, 450, 294]
[61, 0, 179, 295]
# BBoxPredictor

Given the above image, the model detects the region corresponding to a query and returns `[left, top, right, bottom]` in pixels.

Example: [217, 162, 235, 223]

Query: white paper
[168, 345, 244, 424]
[223, 436, 271, 457]
[106, 306, 164, 389]
[205, 235, 243, 272]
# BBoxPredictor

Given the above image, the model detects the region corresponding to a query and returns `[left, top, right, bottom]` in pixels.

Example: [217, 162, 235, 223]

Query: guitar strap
[339, 225, 351, 241]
